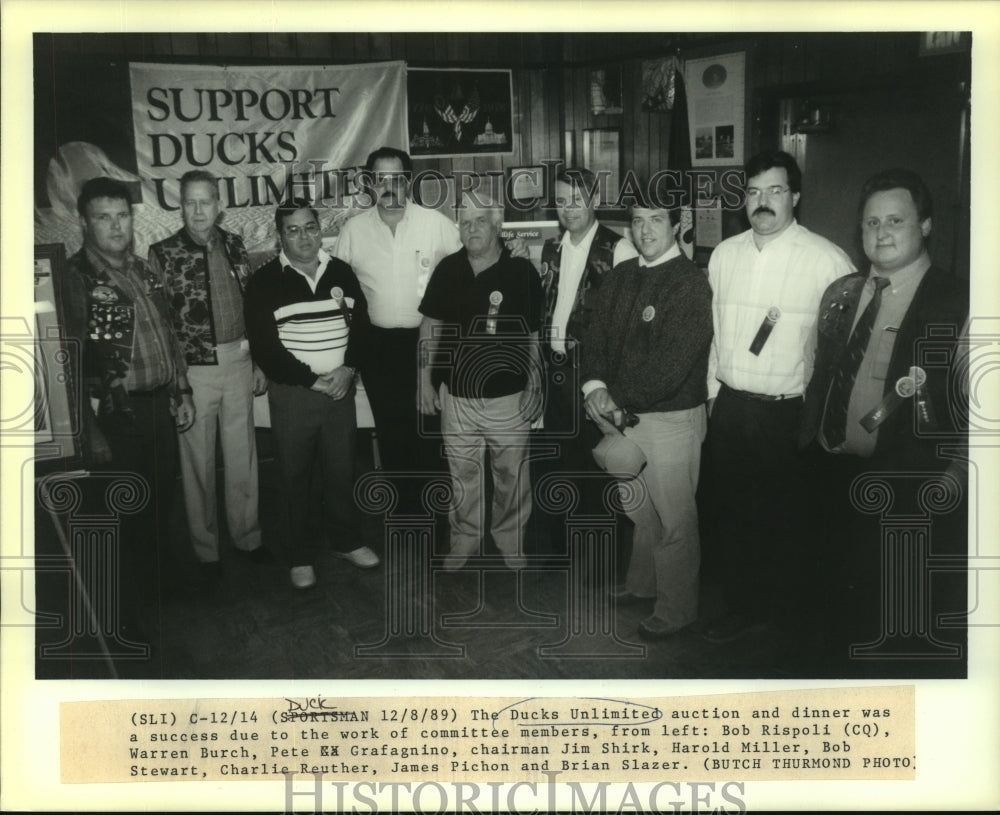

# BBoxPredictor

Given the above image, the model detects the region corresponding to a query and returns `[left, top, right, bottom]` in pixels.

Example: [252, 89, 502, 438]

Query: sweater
[582, 254, 713, 413]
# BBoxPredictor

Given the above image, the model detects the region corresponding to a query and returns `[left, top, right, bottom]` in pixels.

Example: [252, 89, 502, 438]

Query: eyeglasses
[746, 186, 790, 199]
[283, 223, 321, 238]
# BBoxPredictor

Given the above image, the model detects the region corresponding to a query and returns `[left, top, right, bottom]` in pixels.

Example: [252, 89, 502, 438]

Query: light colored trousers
[179, 339, 261, 562]
[620, 405, 706, 630]
[441, 390, 532, 559]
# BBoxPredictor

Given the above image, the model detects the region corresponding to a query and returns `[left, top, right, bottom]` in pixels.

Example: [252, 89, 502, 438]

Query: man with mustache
[704, 150, 855, 642]
[333, 147, 462, 508]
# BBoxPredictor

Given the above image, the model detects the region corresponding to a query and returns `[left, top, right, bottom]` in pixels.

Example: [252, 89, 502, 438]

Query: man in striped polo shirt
[244, 198, 377, 589]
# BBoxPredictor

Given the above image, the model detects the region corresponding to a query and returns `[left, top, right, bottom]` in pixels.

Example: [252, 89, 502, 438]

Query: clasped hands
[311, 366, 355, 400]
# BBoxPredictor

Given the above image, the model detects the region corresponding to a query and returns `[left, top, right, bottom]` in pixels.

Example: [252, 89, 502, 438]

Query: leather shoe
[703, 612, 766, 643]
[239, 545, 275, 564]
[609, 585, 656, 607]
[637, 616, 687, 641]
[333, 546, 380, 569]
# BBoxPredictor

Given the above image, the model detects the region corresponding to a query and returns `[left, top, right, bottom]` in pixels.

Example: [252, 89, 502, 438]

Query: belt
[722, 383, 801, 402]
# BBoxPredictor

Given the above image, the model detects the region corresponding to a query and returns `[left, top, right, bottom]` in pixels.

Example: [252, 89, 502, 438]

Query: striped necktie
[822, 276, 891, 448]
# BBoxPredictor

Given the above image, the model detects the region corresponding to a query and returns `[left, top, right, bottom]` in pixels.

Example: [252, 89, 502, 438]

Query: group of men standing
[60, 142, 967, 667]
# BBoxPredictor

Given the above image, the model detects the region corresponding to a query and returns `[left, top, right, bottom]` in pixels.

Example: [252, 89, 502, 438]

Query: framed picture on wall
[505, 165, 546, 206]
[685, 51, 746, 167]
[407, 68, 514, 158]
[33, 243, 80, 467]
[582, 128, 621, 206]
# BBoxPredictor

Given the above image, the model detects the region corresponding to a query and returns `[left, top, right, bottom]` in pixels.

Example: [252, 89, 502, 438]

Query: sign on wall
[685, 52, 746, 167]
[127, 61, 406, 256]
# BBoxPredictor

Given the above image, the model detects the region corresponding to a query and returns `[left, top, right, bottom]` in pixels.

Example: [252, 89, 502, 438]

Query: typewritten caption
[61, 686, 915, 784]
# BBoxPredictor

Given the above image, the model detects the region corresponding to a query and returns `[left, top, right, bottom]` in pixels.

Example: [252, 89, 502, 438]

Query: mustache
[752, 206, 776, 216]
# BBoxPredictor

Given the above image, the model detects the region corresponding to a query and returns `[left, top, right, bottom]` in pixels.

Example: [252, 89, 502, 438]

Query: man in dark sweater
[244, 198, 377, 589]
[581, 198, 714, 640]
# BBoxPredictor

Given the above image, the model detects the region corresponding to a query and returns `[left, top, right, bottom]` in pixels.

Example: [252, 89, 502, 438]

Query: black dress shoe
[609, 585, 656, 606]
[239, 545, 275, 564]
[199, 560, 223, 585]
[637, 617, 687, 641]
[702, 612, 767, 643]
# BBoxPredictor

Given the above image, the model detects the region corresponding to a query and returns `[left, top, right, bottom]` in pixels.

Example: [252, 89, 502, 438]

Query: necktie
[822, 276, 891, 448]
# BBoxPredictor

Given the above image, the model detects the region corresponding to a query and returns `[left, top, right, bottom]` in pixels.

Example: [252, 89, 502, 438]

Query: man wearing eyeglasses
[244, 198, 377, 589]
[704, 150, 855, 643]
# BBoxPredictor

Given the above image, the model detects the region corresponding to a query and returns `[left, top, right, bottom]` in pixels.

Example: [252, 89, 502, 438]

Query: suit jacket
[540, 223, 621, 355]
[800, 266, 968, 469]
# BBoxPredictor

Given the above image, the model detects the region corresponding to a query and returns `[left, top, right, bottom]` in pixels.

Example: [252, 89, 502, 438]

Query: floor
[33, 430, 967, 681]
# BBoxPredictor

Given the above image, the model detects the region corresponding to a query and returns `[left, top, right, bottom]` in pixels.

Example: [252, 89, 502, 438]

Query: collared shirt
[823, 253, 931, 457]
[333, 200, 462, 329]
[707, 220, 855, 398]
[279, 247, 336, 294]
[85, 246, 184, 392]
[189, 227, 245, 344]
[582, 243, 682, 397]
[549, 221, 637, 353]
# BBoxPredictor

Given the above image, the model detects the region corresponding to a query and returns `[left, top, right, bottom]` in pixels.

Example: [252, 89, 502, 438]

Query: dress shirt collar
[638, 242, 682, 268]
[747, 218, 801, 250]
[560, 218, 599, 251]
[280, 247, 332, 280]
[184, 225, 219, 248]
[85, 244, 135, 277]
[869, 251, 931, 289]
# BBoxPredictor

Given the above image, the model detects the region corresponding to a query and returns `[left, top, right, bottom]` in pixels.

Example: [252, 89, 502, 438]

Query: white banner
[127, 61, 407, 256]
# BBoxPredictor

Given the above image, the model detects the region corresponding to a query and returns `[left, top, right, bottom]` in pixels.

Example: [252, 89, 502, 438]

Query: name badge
[486, 291, 503, 335]
[749, 306, 781, 356]
[860, 373, 915, 433]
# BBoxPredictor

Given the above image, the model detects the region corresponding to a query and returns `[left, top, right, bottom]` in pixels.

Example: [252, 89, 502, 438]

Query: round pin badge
[909, 366, 927, 387]
[92, 285, 117, 304]
[767, 306, 781, 322]
[331, 286, 344, 301]
[642, 305, 656, 322]
[895, 376, 916, 398]
[490, 291, 504, 307]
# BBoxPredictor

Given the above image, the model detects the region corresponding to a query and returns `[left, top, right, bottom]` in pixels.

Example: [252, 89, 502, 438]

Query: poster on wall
[34, 61, 409, 263]
[407, 67, 514, 158]
[685, 52, 745, 166]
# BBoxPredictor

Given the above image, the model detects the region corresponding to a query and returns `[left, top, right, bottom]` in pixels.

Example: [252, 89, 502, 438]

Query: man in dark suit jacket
[536, 168, 638, 552]
[799, 168, 968, 673]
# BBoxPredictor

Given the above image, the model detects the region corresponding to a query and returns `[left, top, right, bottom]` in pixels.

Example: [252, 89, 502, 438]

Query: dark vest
[800, 266, 968, 468]
[540, 223, 620, 352]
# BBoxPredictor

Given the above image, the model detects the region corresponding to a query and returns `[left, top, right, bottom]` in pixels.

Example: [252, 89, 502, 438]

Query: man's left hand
[325, 366, 355, 400]
[252, 364, 268, 396]
[176, 394, 196, 432]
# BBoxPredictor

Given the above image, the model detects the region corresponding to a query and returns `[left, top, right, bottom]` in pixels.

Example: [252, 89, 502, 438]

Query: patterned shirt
[85, 247, 185, 392]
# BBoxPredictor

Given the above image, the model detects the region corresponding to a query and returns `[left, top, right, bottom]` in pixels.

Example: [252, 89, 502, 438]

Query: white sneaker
[290, 565, 316, 589]
[333, 546, 380, 569]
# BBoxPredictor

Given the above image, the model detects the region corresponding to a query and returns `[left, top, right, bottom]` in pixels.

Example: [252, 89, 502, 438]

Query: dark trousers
[93, 388, 179, 643]
[707, 385, 808, 621]
[268, 382, 359, 567]
[535, 346, 615, 554]
[803, 445, 968, 674]
[361, 327, 443, 511]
